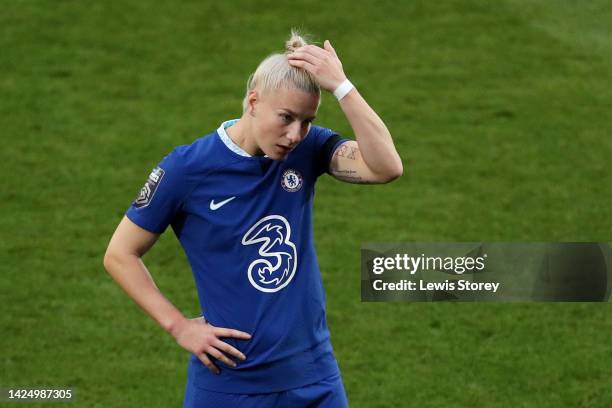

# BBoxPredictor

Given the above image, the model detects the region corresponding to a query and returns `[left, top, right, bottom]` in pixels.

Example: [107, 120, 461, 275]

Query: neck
[226, 116, 262, 156]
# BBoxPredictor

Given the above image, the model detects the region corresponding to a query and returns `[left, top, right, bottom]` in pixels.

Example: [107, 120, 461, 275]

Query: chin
[263, 146, 291, 161]
[267, 152, 287, 161]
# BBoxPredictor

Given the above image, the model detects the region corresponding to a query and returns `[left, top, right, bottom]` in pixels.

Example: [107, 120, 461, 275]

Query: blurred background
[2, 1, 612, 406]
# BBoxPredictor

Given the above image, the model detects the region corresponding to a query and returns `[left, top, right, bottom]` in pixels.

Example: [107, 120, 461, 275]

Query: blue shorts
[183, 372, 349, 408]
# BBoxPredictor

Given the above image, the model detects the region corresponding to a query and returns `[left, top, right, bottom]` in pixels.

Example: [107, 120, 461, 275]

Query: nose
[287, 132, 300, 145]
[287, 125, 302, 145]
[287, 122, 308, 145]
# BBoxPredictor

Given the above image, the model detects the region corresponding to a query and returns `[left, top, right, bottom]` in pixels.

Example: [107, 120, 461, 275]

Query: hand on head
[287, 40, 348, 93]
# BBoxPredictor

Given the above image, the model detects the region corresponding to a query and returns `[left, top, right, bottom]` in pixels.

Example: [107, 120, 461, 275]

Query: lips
[277, 145, 292, 153]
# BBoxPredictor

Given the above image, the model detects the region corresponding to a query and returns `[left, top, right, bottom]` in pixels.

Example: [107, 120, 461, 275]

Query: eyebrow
[281, 109, 316, 121]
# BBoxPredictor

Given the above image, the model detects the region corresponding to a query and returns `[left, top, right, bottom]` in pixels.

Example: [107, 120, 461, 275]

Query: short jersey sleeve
[311, 126, 349, 177]
[125, 148, 191, 233]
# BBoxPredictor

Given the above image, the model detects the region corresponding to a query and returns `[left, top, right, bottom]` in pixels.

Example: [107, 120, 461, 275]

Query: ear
[247, 90, 258, 116]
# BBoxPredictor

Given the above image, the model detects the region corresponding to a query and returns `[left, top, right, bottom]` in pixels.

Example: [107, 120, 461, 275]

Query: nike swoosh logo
[210, 196, 236, 210]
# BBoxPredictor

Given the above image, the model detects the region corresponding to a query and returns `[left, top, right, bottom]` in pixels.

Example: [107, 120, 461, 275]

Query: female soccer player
[103, 31, 402, 407]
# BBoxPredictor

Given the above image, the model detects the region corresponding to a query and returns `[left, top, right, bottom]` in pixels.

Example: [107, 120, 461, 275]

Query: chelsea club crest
[281, 169, 303, 192]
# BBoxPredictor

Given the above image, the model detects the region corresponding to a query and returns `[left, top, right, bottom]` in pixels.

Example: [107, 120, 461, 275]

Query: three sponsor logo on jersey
[242, 215, 297, 293]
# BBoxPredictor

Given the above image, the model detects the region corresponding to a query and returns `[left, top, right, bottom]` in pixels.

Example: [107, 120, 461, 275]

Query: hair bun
[285, 29, 308, 53]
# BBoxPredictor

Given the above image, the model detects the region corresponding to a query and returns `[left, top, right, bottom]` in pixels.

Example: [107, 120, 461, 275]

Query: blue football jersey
[126, 119, 347, 393]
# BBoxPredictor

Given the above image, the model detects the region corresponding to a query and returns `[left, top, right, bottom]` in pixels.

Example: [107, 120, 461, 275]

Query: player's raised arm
[287, 40, 402, 184]
[103, 216, 251, 374]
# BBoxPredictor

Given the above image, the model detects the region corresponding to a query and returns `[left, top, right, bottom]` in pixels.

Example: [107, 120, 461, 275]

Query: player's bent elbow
[103, 248, 130, 275]
[103, 249, 118, 273]
[378, 161, 403, 183]
[390, 161, 404, 181]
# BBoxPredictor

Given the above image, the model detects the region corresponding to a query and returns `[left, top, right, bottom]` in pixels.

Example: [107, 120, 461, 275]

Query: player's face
[251, 87, 319, 160]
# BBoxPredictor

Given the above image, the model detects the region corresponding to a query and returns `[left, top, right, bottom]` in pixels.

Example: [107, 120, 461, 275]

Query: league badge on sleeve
[133, 167, 165, 208]
[281, 169, 303, 192]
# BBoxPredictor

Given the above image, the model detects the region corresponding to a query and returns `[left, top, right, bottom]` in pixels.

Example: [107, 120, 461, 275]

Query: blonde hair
[242, 29, 321, 113]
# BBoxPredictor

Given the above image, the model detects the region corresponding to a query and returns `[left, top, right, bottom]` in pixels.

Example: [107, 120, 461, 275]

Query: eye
[279, 113, 292, 124]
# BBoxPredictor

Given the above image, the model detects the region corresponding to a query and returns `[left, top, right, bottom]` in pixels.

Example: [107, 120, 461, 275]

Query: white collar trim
[217, 119, 251, 157]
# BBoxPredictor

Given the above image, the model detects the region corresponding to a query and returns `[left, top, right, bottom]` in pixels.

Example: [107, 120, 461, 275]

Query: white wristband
[333, 79, 354, 101]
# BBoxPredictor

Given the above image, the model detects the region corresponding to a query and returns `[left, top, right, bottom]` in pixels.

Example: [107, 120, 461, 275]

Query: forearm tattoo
[331, 144, 375, 184]
[330, 169, 375, 184]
